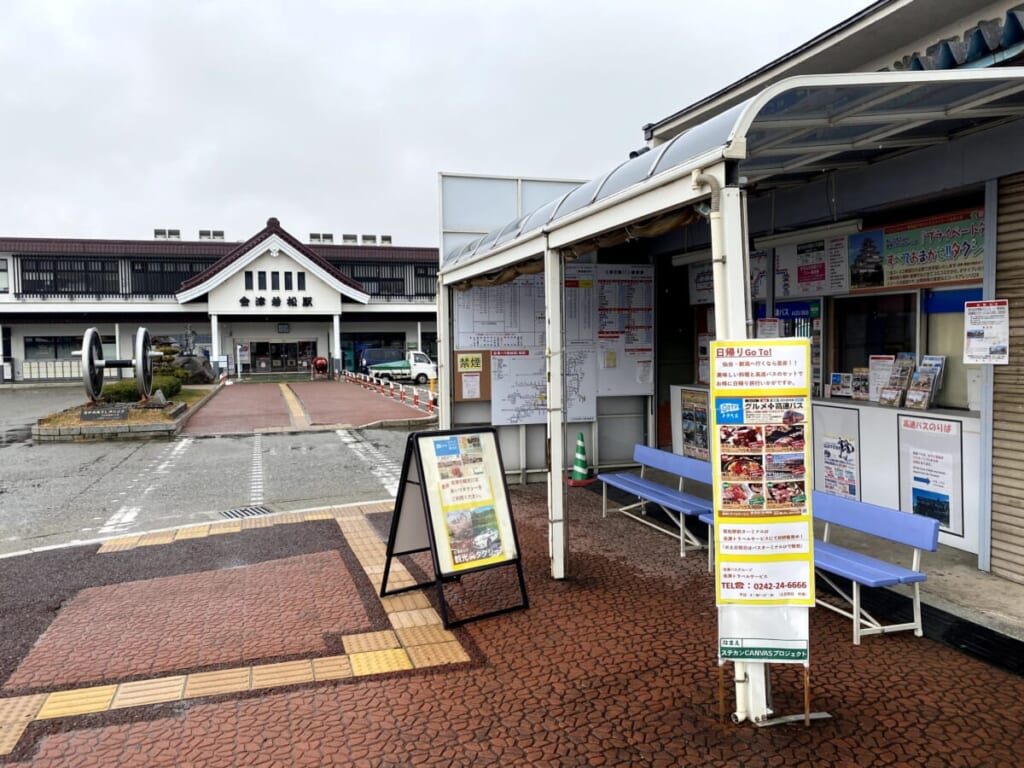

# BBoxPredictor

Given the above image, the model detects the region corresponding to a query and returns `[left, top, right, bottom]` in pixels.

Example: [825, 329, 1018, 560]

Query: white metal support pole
[210, 315, 220, 366]
[437, 281, 452, 430]
[332, 313, 342, 371]
[716, 177, 773, 724]
[544, 242, 568, 579]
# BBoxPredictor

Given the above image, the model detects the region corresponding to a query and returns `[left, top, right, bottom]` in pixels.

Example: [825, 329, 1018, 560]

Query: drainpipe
[692, 171, 726, 336]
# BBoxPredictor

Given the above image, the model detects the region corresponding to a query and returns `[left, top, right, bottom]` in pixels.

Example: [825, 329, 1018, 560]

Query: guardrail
[340, 369, 437, 415]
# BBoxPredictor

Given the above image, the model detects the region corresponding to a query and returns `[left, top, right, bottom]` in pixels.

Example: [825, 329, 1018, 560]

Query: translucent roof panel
[518, 190, 575, 236]
[594, 150, 663, 203]
[650, 101, 747, 176]
[551, 172, 616, 220]
[494, 214, 531, 247]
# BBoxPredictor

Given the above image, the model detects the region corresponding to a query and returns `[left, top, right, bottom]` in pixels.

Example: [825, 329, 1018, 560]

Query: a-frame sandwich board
[381, 427, 528, 628]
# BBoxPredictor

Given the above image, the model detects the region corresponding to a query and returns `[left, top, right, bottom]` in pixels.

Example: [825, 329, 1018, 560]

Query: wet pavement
[2, 379, 1023, 765]
[1, 486, 1023, 766]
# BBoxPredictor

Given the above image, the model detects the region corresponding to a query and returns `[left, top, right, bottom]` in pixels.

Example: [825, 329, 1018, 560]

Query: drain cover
[220, 505, 274, 519]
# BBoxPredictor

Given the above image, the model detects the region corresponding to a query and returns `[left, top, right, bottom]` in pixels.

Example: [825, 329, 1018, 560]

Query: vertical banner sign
[712, 339, 814, 663]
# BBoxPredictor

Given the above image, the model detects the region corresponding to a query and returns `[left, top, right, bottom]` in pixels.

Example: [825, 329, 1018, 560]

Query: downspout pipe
[692, 170, 727, 338]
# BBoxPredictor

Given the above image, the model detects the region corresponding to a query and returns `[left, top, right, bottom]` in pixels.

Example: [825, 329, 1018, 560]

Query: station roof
[440, 69, 1024, 286]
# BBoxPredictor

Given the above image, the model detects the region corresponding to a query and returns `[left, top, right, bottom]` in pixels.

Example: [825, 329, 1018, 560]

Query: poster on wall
[964, 299, 1009, 365]
[898, 415, 963, 536]
[453, 274, 546, 350]
[564, 263, 597, 347]
[850, 208, 984, 291]
[680, 388, 711, 461]
[711, 339, 815, 663]
[812, 405, 860, 499]
[689, 251, 770, 305]
[490, 348, 596, 424]
[774, 237, 850, 297]
[596, 265, 654, 395]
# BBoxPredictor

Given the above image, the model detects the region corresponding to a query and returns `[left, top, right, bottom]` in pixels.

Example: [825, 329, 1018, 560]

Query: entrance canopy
[440, 69, 1024, 285]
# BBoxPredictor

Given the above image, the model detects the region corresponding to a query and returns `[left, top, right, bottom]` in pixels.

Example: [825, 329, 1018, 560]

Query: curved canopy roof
[441, 69, 1024, 284]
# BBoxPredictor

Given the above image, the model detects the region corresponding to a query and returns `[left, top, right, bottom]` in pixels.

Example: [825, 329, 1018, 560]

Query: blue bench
[701, 491, 940, 644]
[597, 445, 713, 557]
[811, 490, 940, 645]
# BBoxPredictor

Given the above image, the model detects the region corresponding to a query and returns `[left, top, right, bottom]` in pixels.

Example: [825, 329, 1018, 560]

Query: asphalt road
[0, 386, 412, 556]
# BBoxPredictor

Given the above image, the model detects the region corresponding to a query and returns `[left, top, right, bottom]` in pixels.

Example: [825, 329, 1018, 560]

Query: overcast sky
[2, 0, 871, 247]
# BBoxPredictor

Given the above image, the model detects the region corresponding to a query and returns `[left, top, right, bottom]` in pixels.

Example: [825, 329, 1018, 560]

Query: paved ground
[1, 484, 1023, 766]
[180, 378, 435, 436]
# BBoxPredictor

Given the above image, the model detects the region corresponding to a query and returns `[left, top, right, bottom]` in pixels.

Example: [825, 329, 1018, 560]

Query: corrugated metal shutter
[992, 172, 1024, 584]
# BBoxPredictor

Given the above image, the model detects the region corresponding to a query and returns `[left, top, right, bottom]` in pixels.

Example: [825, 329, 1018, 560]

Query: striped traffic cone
[567, 432, 595, 486]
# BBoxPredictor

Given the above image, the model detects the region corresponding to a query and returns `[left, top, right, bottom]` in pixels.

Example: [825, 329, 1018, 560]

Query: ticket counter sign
[710, 339, 815, 607]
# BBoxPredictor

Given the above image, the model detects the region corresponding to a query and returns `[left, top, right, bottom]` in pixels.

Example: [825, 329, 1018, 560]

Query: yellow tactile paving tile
[183, 668, 252, 699]
[302, 511, 335, 521]
[36, 685, 117, 720]
[271, 512, 306, 525]
[241, 517, 275, 529]
[342, 630, 400, 655]
[173, 525, 210, 540]
[312, 656, 353, 681]
[209, 520, 243, 535]
[349, 648, 412, 676]
[380, 591, 431, 613]
[250, 660, 314, 689]
[279, 383, 309, 427]
[0, 695, 44, 754]
[111, 676, 186, 709]
[97, 536, 141, 553]
[135, 531, 176, 547]
[0, 722, 31, 757]
[396, 624, 458, 647]
[407, 641, 471, 668]
[388, 607, 443, 629]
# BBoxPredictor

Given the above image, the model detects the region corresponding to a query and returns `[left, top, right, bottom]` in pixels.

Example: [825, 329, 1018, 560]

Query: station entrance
[247, 340, 317, 373]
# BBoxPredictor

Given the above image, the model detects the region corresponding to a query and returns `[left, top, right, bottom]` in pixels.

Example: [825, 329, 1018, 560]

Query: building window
[297, 272, 306, 291]
[284, 272, 293, 290]
[245, 271, 253, 290]
[0, 259, 8, 293]
[271, 272, 280, 290]
[258, 271, 267, 290]
[833, 293, 918, 372]
[414, 264, 438, 296]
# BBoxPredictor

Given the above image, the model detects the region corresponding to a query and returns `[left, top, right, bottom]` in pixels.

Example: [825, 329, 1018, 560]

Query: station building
[0, 217, 438, 381]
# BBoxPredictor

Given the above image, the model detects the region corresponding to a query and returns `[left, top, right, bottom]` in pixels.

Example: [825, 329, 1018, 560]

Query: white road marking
[98, 438, 194, 534]
[336, 429, 402, 497]
[250, 433, 265, 505]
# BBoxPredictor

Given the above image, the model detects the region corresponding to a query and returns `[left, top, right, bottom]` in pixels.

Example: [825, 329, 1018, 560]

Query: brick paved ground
[290, 380, 433, 426]
[179, 384, 292, 435]
[5, 552, 371, 691]
[3, 484, 1024, 766]
[180, 381, 433, 436]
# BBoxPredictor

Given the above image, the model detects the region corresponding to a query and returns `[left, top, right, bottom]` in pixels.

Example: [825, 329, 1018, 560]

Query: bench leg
[602, 483, 607, 519]
[852, 583, 861, 645]
[912, 582, 923, 637]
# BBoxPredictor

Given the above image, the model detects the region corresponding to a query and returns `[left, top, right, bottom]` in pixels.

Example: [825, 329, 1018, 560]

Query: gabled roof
[176, 217, 370, 303]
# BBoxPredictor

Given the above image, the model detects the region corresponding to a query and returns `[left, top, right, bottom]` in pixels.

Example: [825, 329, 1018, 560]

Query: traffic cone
[567, 432, 595, 486]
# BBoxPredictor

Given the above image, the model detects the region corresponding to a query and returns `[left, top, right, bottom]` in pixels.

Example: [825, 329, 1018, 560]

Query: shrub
[101, 375, 181, 402]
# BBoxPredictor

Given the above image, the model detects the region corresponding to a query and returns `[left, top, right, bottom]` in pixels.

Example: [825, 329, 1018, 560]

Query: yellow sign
[710, 339, 815, 606]
[457, 353, 483, 373]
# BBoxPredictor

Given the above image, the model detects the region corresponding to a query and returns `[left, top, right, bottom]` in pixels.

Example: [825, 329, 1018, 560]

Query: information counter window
[833, 293, 917, 371]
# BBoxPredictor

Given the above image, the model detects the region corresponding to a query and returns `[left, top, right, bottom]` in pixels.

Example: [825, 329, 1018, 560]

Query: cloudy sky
[2, 0, 870, 247]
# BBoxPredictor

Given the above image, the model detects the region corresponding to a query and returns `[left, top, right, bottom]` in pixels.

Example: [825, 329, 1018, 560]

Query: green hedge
[102, 375, 182, 402]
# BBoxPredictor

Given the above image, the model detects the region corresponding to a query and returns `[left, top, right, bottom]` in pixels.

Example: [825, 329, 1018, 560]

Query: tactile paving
[349, 648, 412, 676]
[406, 641, 470, 668]
[343, 630, 400, 654]
[36, 685, 118, 720]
